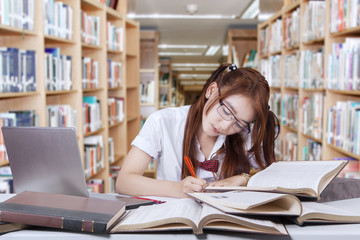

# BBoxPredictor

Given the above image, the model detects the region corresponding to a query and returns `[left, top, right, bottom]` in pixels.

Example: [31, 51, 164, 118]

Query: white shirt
[132, 106, 259, 182]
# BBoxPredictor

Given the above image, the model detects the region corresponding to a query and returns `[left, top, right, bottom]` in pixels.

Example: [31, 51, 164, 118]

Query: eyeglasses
[217, 99, 251, 134]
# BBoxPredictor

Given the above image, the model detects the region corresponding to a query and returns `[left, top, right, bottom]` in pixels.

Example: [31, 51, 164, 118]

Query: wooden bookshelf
[139, 30, 159, 118]
[0, 0, 140, 193]
[227, 28, 257, 67]
[158, 58, 172, 109]
[258, 0, 360, 167]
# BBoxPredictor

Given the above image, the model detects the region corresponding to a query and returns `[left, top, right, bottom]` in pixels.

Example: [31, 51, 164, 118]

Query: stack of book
[1, 160, 360, 236]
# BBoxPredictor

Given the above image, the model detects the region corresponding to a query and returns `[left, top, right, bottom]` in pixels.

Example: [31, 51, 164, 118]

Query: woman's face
[202, 92, 256, 137]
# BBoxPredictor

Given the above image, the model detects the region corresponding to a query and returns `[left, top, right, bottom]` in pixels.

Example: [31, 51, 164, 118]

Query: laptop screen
[2, 127, 89, 197]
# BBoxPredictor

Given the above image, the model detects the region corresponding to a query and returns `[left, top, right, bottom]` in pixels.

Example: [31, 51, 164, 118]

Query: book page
[199, 204, 285, 231]
[301, 201, 359, 217]
[189, 191, 292, 210]
[248, 161, 344, 193]
[113, 199, 202, 230]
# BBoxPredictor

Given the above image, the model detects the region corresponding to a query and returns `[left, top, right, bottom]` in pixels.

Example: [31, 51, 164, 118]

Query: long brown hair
[181, 63, 280, 179]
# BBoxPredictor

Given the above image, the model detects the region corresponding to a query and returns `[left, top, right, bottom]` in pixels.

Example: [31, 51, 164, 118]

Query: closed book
[0, 191, 126, 234]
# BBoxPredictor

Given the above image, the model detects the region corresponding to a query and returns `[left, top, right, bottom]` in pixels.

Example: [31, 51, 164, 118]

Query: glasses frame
[216, 85, 251, 134]
[217, 99, 251, 134]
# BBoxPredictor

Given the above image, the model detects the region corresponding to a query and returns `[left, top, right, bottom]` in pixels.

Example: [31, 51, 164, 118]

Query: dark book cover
[0, 191, 126, 234]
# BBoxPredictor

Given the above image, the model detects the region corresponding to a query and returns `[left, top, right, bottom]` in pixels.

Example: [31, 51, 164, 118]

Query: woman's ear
[206, 82, 219, 99]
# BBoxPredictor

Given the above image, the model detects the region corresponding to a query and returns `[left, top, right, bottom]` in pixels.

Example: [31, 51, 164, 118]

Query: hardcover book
[187, 191, 302, 216]
[111, 198, 288, 235]
[206, 160, 348, 200]
[0, 191, 126, 234]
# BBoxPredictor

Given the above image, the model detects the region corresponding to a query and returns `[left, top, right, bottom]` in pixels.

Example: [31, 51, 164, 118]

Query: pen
[132, 196, 166, 204]
[184, 155, 197, 178]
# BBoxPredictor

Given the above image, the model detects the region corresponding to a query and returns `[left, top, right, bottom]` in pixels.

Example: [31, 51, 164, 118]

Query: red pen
[133, 196, 166, 204]
[184, 156, 197, 178]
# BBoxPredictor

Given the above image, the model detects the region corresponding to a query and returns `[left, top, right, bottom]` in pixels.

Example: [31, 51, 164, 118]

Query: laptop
[1, 126, 153, 209]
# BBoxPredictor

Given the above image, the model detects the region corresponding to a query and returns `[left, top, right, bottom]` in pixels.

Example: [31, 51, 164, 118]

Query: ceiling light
[181, 81, 207, 85]
[158, 44, 207, 49]
[241, 0, 259, 19]
[172, 63, 220, 67]
[172, 67, 194, 71]
[186, 4, 198, 15]
[159, 52, 203, 56]
[178, 74, 211, 79]
[205, 45, 221, 56]
[127, 13, 236, 20]
[222, 45, 229, 56]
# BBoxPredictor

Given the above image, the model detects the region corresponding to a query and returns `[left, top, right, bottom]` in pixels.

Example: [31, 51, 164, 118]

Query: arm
[115, 146, 207, 198]
[207, 174, 251, 187]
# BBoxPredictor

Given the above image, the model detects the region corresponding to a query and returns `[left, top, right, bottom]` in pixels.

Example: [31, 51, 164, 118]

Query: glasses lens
[232, 121, 250, 134]
[217, 104, 232, 121]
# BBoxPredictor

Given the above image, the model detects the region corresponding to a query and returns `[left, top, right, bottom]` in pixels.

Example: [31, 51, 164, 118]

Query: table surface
[2, 194, 360, 240]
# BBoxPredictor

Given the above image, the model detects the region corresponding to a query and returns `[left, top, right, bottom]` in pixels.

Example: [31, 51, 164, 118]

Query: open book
[187, 191, 302, 216]
[206, 160, 348, 200]
[111, 198, 288, 235]
[294, 201, 360, 225]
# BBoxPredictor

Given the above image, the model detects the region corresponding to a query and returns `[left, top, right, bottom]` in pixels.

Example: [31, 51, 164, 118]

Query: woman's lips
[212, 125, 220, 135]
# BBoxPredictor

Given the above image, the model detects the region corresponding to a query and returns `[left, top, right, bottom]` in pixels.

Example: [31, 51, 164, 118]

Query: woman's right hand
[179, 176, 207, 196]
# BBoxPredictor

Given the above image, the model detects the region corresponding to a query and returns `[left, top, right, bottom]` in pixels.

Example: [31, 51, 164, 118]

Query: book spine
[0, 208, 106, 233]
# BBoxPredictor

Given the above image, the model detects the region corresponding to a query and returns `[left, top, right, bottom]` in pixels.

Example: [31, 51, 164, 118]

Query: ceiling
[127, 0, 282, 85]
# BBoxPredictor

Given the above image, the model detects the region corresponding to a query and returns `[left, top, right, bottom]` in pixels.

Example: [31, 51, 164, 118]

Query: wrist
[240, 173, 251, 186]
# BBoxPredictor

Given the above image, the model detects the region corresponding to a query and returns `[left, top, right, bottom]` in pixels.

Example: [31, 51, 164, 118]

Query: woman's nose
[219, 119, 233, 132]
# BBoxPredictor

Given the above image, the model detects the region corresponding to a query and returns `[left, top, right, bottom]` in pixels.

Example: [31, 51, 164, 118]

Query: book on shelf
[0, 0, 34, 31]
[111, 198, 288, 235]
[0, 191, 126, 234]
[187, 191, 302, 216]
[0, 47, 36, 93]
[84, 135, 104, 178]
[206, 160, 348, 200]
[43, 0, 73, 40]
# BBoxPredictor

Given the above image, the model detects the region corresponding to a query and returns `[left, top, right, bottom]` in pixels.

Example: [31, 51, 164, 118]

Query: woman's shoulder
[149, 105, 190, 121]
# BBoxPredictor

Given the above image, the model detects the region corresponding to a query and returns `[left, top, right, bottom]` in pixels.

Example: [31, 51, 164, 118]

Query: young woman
[116, 63, 280, 198]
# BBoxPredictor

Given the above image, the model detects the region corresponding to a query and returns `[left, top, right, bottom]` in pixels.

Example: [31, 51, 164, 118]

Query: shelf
[127, 115, 138, 122]
[327, 144, 360, 160]
[0, 91, 39, 99]
[44, 35, 76, 44]
[301, 88, 326, 93]
[111, 154, 125, 166]
[84, 127, 105, 137]
[330, 25, 360, 37]
[0, 161, 9, 167]
[81, 42, 102, 50]
[46, 90, 78, 96]
[81, 0, 104, 11]
[109, 121, 124, 129]
[301, 133, 322, 144]
[83, 88, 105, 93]
[0, 24, 36, 36]
[327, 89, 360, 96]
[106, 7, 123, 20]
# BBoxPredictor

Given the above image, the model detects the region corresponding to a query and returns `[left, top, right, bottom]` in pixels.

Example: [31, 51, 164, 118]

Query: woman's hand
[178, 176, 207, 197]
[207, 174, 249, 187]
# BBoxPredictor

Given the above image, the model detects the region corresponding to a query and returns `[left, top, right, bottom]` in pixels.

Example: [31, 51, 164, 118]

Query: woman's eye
[222, 107, 232, 116]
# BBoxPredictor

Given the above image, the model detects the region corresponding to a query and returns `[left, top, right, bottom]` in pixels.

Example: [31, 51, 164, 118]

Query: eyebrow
[223, 100, 251, 125]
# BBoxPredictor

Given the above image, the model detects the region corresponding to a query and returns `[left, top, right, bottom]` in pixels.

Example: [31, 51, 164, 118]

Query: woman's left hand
[207, 175, 249, 187]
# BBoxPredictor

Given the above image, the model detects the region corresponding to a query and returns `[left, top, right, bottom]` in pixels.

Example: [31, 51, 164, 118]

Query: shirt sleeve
[131, 113, 163, 159]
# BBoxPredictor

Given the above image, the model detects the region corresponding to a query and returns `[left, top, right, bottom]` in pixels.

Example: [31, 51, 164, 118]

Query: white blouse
[131, 106, 260, 182]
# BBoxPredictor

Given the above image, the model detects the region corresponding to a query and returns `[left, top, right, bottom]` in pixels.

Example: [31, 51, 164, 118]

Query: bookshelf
[258, 0, 360, 173]
[0, 0, 140, 193]
[227, 28, 257, 67]
[158, 58, 172, 108]
[139, 30, 159, 119]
